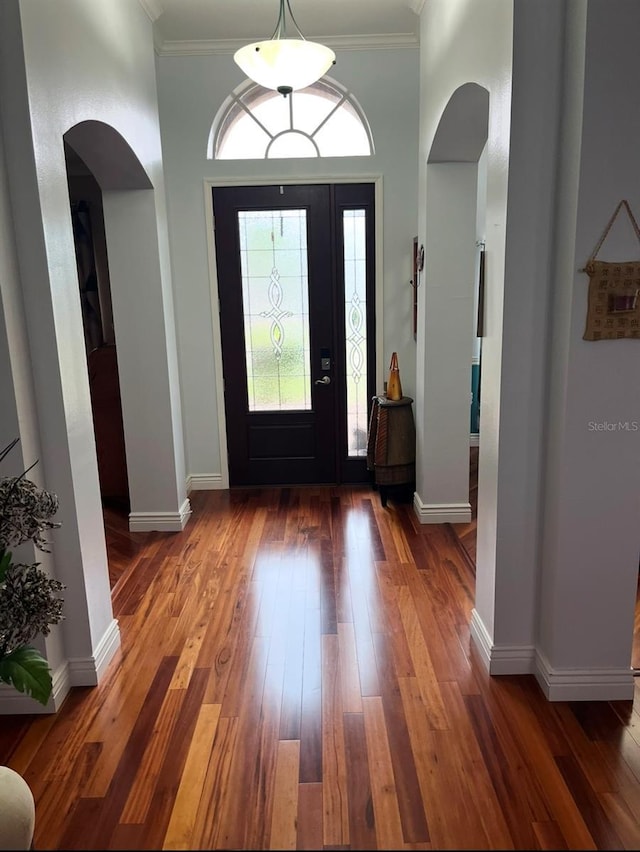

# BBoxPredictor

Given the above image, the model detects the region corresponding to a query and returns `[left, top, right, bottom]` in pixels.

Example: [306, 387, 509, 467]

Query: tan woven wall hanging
[583, 199, 640, 340]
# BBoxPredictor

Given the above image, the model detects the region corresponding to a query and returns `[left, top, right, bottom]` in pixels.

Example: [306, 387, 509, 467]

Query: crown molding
[407, 0, 426, 14]
[153, 27, 166, 55]
[138, 0, 164, 23]
[157, 32, 419, 57]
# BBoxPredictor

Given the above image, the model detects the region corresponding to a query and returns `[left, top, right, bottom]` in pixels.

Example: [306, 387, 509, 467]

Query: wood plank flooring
[450, 445, 478, 566]
[2, 470, 640, 850]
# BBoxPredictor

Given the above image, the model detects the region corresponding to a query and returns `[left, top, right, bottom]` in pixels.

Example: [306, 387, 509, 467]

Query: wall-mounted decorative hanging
[410, 236, 423, 340]
[583, 199, 640, 341]
[476, 242, 486, 338]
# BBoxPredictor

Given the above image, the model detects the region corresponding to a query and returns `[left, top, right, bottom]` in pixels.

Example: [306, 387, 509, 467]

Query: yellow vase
[386, 352, 403, 400]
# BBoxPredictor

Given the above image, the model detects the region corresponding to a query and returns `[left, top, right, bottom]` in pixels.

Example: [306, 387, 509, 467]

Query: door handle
[315, 376, 331, 385]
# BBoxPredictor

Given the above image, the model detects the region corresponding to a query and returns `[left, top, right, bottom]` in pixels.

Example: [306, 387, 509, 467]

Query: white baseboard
[469, 609, 492, 671]
[413, 493, 472, 524]
[129, 497, 192, 531]
[470, 609, 535, 675]
[0, 661, 70, 715]
[534, 651, 635, 702]
[186, 473, 226, 492]
[0, 619, 121, 715]
[470, 609, 635, 701]
[67, 618, 121, 687]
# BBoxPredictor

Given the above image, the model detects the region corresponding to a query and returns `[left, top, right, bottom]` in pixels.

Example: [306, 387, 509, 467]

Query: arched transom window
[209, 78, 374, 160]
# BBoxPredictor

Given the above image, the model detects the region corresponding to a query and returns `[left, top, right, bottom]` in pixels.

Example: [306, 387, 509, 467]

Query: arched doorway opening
[414, 82, 489, 550]
[63, 120, 153, 589]
[424, 82, 489, 564]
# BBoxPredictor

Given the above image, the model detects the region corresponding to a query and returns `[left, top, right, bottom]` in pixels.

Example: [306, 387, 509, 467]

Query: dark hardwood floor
[2, 451, 640, 850]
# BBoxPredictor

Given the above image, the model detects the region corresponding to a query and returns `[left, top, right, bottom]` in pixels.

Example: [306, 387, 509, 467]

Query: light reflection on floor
[252, 505, 381, 729]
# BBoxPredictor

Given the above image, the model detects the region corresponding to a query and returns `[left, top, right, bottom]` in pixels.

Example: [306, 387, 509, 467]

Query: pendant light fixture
[233, 0, 336, 97]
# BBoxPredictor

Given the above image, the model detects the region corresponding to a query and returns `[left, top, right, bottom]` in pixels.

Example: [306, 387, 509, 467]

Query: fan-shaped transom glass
[209, 78, 374, 160]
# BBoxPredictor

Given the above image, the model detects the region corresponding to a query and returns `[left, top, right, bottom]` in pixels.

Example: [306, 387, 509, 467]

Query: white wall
[417, 0, 638, 700]
[416, 0, 513, 610]
[485, 0, 565, 664]
[473, 145, 488, 364]
[0, 0, 186, 711]
[416, 161, 477, 518]
[536, 0, 640, 698]
[156, 47, 419, 483]
[0, 115, 67, 708]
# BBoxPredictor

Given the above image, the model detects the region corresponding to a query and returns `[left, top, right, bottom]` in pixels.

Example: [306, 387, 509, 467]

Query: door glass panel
[238, 210, 311, 411]
[343, 210, 368, 456]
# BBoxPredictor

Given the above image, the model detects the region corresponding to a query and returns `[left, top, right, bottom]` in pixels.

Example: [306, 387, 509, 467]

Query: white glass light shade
[234, 39, 336, 94]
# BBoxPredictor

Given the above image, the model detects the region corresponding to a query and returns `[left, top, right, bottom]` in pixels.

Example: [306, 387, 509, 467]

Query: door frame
[203, 175, 385, 488]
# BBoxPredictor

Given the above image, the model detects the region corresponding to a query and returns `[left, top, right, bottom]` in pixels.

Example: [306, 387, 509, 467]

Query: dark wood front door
[213, 183, 375, 486]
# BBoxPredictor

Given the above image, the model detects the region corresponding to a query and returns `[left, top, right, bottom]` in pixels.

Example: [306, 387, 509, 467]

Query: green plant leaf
[0, 646, 53, 706]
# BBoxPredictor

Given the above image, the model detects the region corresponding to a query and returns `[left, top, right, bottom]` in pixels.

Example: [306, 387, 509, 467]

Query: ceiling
[144, 0, 423, 52]
[66, 1, 421, 177]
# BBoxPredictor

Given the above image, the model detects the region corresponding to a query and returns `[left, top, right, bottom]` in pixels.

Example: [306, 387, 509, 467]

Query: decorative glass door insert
[343, 209, 368, 456]
[238, 210, 311, 411]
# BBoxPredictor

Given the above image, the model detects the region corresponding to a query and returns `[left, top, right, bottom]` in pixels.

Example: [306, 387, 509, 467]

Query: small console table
[366, 395, 416, 506]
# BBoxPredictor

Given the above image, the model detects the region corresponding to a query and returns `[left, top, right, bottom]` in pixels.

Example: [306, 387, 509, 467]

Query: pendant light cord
[271, 0, 307, 41]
